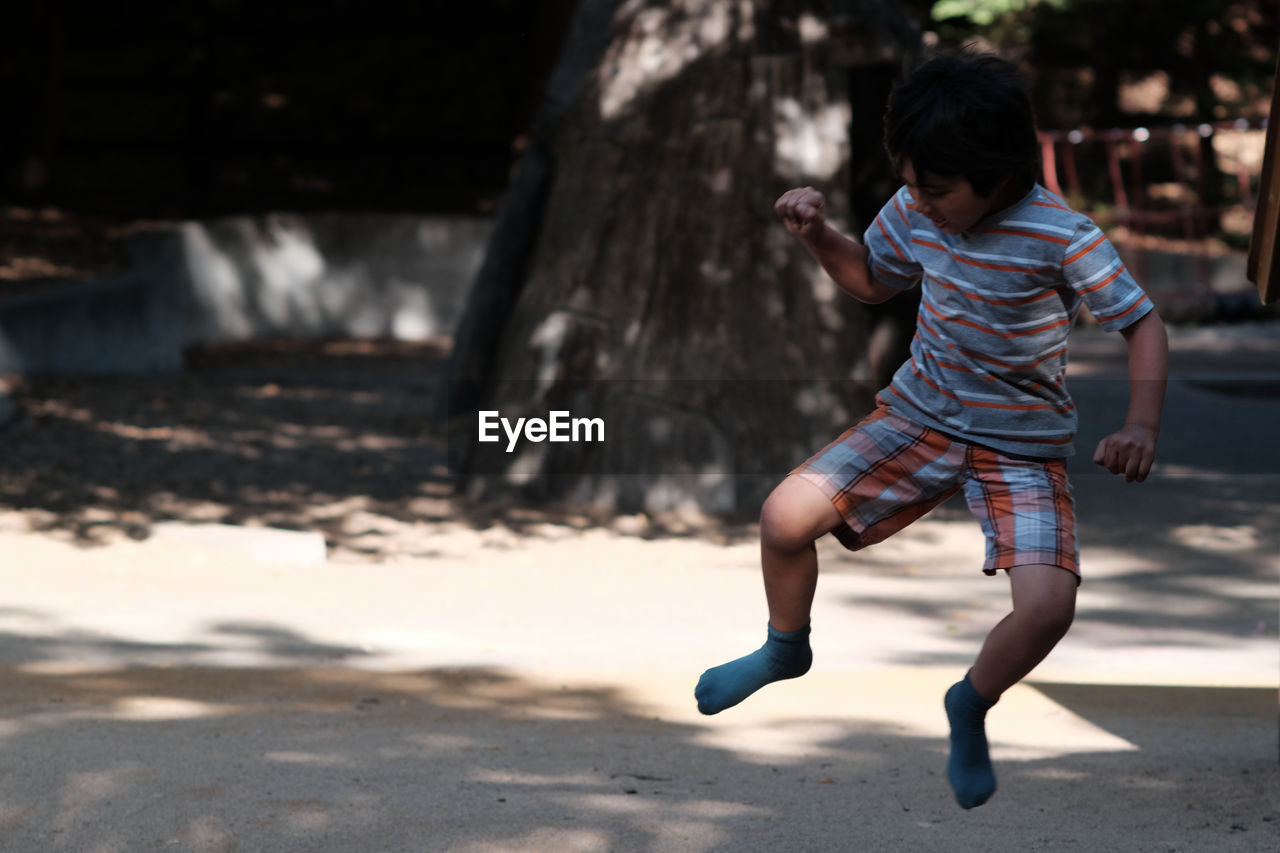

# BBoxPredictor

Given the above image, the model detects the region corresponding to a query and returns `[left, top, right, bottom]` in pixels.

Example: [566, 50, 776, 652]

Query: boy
[694, 53, 1168, 809]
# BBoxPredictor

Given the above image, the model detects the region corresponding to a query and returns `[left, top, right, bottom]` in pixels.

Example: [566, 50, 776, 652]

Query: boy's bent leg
[969, 563, 1077, 700]
[946, 563, 1077, 808]
[694, 476, 842, 716]
[760, 475, 844, 633]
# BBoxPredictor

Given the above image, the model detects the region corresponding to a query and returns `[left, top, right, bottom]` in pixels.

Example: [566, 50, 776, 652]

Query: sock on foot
[945, 672, 998, 809]
[695, 624, 812, 715]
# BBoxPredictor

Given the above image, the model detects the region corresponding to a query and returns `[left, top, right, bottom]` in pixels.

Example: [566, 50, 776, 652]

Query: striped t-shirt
[864, 183, 1154, 458]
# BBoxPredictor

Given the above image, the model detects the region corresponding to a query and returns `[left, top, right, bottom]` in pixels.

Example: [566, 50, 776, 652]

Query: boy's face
[900, 159, 1008, 236]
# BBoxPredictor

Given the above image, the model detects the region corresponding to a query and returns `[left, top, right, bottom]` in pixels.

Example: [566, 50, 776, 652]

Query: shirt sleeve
[862, 186, 923, 291]
[1062, 222, 1154, 332]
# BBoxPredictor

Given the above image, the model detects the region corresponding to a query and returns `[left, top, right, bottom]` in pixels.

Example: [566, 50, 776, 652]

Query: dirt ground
[0, 325, 1276, 851]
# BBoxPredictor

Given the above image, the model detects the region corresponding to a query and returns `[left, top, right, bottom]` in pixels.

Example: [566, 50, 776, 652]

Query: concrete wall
[179, 214, 491, 345]
[0, 214, 491, 374]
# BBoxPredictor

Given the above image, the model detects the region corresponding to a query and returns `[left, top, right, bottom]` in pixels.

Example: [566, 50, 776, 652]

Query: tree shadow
[0, 620, 1274, 851]
[0, 339, 768, 557]
[0, 341, 449, 552]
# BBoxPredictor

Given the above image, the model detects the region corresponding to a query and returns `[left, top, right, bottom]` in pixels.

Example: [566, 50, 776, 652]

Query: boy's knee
[760, 510, 813, 554]
[1021, 589, 1075, 637]
[760, 479, 837, 552]
[1010, 564, 1076, 637]
[1035, 599, 1075, 638]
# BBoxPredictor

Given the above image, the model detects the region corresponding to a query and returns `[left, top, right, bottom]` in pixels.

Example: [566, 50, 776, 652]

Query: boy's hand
[1092, 424, 1157, 482]
[775, 187, 826, 241]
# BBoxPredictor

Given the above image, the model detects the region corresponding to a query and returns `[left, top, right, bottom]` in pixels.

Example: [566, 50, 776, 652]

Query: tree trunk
[449, 0, 919, 516]
[445, 0, 625, 417]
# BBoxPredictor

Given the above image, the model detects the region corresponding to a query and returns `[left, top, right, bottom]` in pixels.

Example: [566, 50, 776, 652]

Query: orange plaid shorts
[791, 399, 1080, 579]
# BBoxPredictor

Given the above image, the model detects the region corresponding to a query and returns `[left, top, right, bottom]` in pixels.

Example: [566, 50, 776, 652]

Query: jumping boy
[694, 53, 1169, 809]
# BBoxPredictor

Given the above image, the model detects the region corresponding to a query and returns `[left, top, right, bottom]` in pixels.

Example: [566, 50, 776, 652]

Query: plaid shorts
[791, 399, 1080, 579]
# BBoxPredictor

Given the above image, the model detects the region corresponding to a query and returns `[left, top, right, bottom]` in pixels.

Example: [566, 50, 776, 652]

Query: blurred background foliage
[1, 1, 1273, 218]
[907, 0, 1276, 128]
[894, 0, 1276, 267]
[0, 1, 1275, 289]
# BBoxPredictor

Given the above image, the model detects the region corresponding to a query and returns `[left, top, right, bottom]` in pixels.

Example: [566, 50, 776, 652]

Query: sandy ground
[0, 324, 1276, 851]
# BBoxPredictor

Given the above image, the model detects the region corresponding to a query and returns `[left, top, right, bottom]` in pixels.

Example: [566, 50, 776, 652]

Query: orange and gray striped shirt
[864, 184, 1154, 458]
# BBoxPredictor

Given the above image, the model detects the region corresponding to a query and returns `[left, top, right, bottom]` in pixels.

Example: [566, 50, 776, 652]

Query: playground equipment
[1038, 119, 1268, 318]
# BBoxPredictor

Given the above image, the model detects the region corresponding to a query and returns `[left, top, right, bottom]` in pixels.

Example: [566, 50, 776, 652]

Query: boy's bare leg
[946, 563, 1077, 809]
[969, 564, 1077, 699]
[695, 476, 842, 715]
[761, 477, 843, 633]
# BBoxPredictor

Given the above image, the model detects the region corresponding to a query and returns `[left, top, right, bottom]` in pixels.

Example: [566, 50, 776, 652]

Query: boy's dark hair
[883, 53, 1040, 197]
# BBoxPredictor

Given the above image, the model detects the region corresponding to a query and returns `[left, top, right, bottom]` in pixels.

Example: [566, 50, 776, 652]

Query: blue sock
[695, 624, 812, 715]
[944, 672, 998, 809]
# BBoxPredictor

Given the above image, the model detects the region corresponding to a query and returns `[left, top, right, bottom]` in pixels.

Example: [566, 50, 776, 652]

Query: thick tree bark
[445, 0, 625, 416]
[449, 0, 919, 515]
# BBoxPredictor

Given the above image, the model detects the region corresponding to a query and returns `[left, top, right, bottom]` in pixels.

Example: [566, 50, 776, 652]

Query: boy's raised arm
[1092, 309, 1169, 482]
[775, 187, 901, 305]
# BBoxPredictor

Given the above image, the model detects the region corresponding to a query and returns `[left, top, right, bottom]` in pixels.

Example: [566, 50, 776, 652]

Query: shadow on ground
[0, 341, 455, 554]
[2, 338, 1276, 678]
[0, 340, 763, 556]
[0, 620, 1274, 853]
